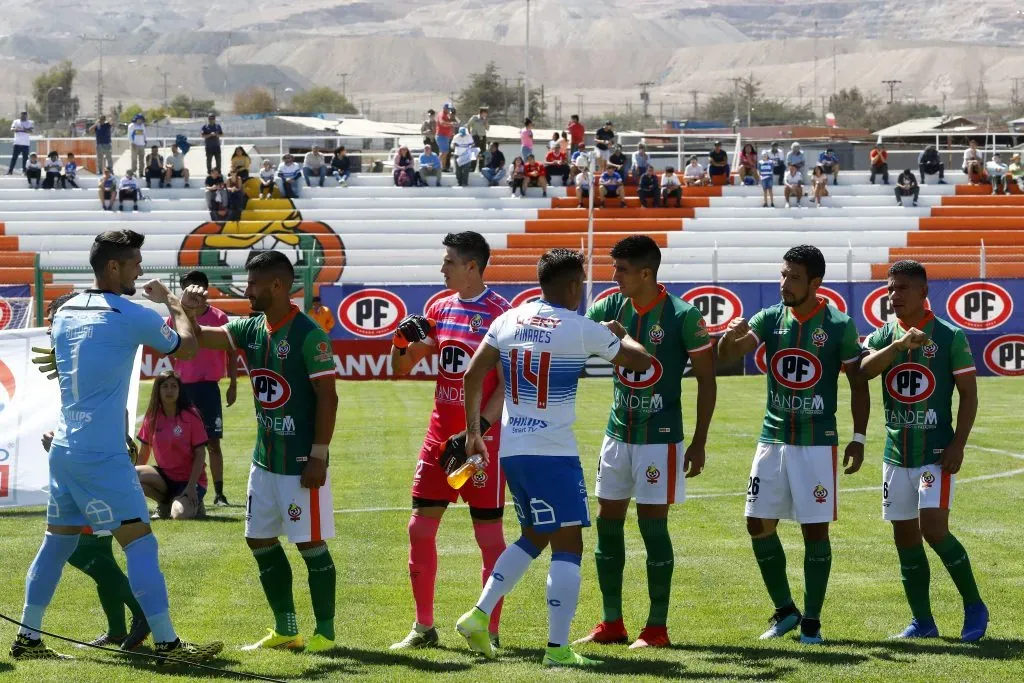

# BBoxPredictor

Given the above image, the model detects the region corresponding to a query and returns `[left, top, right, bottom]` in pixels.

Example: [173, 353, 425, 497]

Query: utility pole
[730, 77, 743, 127]
[80, 34, 116, 118]
[882, 79, 902, 105]
[337, 72, 349, 99]
[689, 89, 699, 118]
[576, 93, 583, 117]
[523, 0, 531, 120]
[832, 32, 838, 99]
[157, 69, 169, 108]
[1012, 77, 1024, 114]
[813, 20, 819, 114]
[269, 81, 280, 110]
[637, 81, 653, 124]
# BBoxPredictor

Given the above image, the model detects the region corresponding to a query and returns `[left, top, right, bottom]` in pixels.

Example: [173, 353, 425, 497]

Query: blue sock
[547, 552, 583, 647]
[19, 532, 80, 638]
[476, 537, 541, 615]
[124, 534, 176, 644]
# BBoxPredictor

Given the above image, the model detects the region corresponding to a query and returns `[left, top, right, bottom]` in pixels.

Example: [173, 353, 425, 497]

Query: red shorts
[412, 436, 505, 509]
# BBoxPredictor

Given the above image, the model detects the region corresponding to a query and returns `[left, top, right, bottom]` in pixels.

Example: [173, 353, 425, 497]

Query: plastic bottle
[446, 454, 484, 489]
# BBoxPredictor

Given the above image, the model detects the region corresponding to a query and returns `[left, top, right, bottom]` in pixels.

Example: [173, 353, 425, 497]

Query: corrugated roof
[873, 116, 978, 137]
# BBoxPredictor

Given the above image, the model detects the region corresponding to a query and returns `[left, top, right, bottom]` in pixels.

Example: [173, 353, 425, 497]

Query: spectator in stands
[331, 145, 352, 186]
[436, 104, 455, 171]
[509, 156, 527, 198]
[595, 121, 615, 171]
[637, 164, 659, 208]
[257, 159, 276, 199]
[164, 144, 190, 188]
[545, 144, 569, 186]
[98, 167, 116, 209]
[127, 113, 147, 174]
[559, 131, 569, 158]
[277, 153, 303, 198]
[392, 146, 417, 187]
[308, 296, 335, 333]
[758, 151, 775, 208]
[202, 114, 223, 173]
[225, 173, 247, 221]
[118, 169, 140, 211]
[683, 156, 709, 186]
[661, 166, 683, 208]
[737, 143, 758, 185]
[548, 132, 560, 151]
[918, 144, 945, 184]
[467, 107, 489, 171]
[631, 142, 651, 183]
[986, 153, 1008, 194]
[205, 167, 227, 219]
[818, 146, 840, 186]
[609, 144, 628, 178]
[810, 164, 829, 208]
[302, 146, 328, 187]
[1007, 153, 1024, 193]
[783, 164, 803, 208]
[7, 111, 32, 175]
[708, 140, 730, 182]
[523, 153, 548, 197]
[785, 142, 805, 174]
[520, 117, 535, 161]
[574, 165, 592, 208]
[568, 114, 585, 149]
[421, 109, 437, 151]
[230, 146, 251, 181]
[480, 142, 506, 186]
[452, 127, 477, 187]
[768, 141, 786, 186]
[418, 144, 442, 187]
[42, 150, 63, 189]
[569, 143, 589, 186]
[89, 115, 113, 172]
[599, 164, 626, 208]
[895, 168, 919, 207]
[62, 152, 79, 189]
[24, 153, 41, 189]
[870, 142, 889, 185]
[144, 145, 165, 189]
[962, 139, 984, 176]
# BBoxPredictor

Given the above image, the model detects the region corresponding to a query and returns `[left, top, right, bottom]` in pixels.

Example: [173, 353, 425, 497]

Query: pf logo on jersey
[615, 357, 664, 389]
[338, 288, 407, 338]
[438, 339, 475, 380]
[946, 282, 1013, 331]
[885, 363, 936, 404]
[682, 286, 742, 335]
[250, 369, 292, 409]
[770, 348, 822, 390]
[983, 334, 1024, 376]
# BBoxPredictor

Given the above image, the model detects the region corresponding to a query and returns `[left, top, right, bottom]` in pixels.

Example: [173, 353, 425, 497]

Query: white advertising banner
[0, 327, 142, 509]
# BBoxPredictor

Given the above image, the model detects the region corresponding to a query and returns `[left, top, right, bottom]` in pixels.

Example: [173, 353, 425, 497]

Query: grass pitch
[1, 377, 1022, 682]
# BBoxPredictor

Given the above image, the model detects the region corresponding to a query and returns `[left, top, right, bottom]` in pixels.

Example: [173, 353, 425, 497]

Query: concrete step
[1, 219, 530, 235]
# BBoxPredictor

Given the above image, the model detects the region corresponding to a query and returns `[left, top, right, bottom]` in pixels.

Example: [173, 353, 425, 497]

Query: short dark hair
[524, 117, 532, 126]
[89, 230, 145, 275]
[888, 259, 928, 282]
[47, 291, 78, 318]
[246, 250, 294, 285]
[610, 235, 661, 276]
[442, 231, 491, 273]
[571, 114, 579, 122]
[538, 248, 585, 288]
[180, 270, 209, 289]
[783, 244, 826, 282]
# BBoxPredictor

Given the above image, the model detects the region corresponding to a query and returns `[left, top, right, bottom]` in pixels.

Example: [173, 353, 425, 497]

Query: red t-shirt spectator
[546, 149, 566, 164]
[568, 120, 585, 147]
[436, 110, 455, 138]
[524, 160, 543, 177]
[870, 148, 888, 166]
[138, 407, 209, 487]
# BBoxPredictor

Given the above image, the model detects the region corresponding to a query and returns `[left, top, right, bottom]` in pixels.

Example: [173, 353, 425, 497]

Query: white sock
[547, 554, 582, 647]
[476, 538, 537, 615]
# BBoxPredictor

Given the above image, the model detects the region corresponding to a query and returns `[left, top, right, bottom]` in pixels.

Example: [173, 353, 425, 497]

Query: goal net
[0, 287, 34, 330]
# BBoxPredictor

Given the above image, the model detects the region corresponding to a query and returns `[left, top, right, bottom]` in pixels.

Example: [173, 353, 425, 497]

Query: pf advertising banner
[0, 328, 143, 509]
[0, 285, 31, 330]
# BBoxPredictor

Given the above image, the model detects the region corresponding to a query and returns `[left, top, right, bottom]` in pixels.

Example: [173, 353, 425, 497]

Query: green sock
[594, 517, 626, 622]
[637, 517, 674, 627]
[896, 544, 933, 622]
[252, 544, 298, 636]
[751, 533, 793, 610]
[929, 534, 982, 606]
[300, 544, 336, 640]
[67, 534, 128, 638]
[803, 539, 832, 620]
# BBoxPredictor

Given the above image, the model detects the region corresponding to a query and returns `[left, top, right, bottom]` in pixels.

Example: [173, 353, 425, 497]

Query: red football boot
[573, 618, 629, 645]
[629, 625, 670, 649]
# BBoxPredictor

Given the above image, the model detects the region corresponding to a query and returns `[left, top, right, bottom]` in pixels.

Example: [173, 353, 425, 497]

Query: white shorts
[595, 435, 686, 505]
[245, 464, 335, 543]
[745, 443, 837, 524]
[882, 461, 955, 521]
[595, 148, 611, 161]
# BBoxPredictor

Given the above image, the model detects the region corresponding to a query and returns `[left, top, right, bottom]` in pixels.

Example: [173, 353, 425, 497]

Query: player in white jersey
[454, 248, 652, 668]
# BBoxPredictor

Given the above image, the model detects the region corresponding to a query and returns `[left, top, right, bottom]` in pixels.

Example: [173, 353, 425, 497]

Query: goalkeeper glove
[393, 315, 434, 351]
[31, 346, 58, 380]
[126, 435, 140, 465]
[440, 417, 491, 475]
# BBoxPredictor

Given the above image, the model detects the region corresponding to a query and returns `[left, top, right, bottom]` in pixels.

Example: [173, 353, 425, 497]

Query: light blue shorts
[436, 135, 451, 153]
[501, 455, 590, 533]
[47, 444, 148, 531]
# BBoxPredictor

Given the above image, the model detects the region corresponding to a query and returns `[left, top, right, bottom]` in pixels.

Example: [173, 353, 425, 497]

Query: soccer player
[182, 250, 339, 653]
[577, 235, 717, 649]
[860, 260, 988, 641]
[11, 229, 222, 662]
[454, 248, 653, 667]
[388, 232, 511, 650]
[172, 270, 237, 507]
[717, 245, 870, 645]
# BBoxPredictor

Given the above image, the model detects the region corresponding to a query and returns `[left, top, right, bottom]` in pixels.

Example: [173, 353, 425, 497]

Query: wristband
[392, 331, 410, 350]
[480, 417, 491, 435]
[852, 433, 866, 445]
[310, 444, 329, 461]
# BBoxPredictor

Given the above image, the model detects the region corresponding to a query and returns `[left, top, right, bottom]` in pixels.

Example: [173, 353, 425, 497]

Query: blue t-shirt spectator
[758, 159, 774, 178]
[94, 121, 112, 145]
[819, 150, 839, 166]
[420, 152, 441, 170]
[600, 170, 622, 188]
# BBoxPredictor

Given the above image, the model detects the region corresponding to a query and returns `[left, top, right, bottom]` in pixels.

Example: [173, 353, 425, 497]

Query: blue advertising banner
[0, 285, 31, 330]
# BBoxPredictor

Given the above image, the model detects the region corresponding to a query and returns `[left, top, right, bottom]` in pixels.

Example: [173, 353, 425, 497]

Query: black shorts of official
[153, 466, 207, 501]
[182, 381, 224, 439]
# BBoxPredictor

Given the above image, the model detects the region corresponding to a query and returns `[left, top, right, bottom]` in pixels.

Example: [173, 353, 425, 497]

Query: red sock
[408, 514, 440, 628]
[473, 521, 507, 634]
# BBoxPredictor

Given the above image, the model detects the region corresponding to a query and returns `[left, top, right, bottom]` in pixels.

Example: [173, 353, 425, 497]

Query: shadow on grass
[828, 637, 1024, 662]
[0, 662, 13, 675]
[669, 642, 871, 672]
[76, 649, 295, 681]
[297, 645, 474, 677]
[0, 508, 46, 519]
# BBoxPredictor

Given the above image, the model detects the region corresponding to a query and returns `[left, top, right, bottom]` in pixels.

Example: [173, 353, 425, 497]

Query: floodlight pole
[523, 0, 530, 120]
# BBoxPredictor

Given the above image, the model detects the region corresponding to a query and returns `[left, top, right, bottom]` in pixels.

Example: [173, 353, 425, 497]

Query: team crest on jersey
[811, 327, 828, 348]
[314, 341, 332, 363]
[923, 339, 938, 359]
[470, 313, 484, 333]
[648, 324, 665, 345]
[173, 425, 183, 437]
[287, 503, 302, 521]
[813, 484, 828, 504]
[695, 318, 709, 339]
[645, 465, 661, 484]
[921, 471, 936, 488]
[472, 469, 488, 488]
[276, 339, 291, 359]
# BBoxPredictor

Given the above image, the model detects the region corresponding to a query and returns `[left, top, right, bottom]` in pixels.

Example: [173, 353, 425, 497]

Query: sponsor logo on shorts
[645, 465, 660, 484]
[287, 503, 302, 521]
[922, 339, 938, 359]
[276, 339, 291, 359]
[813, 484, 828, 504]
[472, 469, 488, 488]
[648, 324, 665, 345]
[811, 327, 828, 348]
[921, 471, 935, 489]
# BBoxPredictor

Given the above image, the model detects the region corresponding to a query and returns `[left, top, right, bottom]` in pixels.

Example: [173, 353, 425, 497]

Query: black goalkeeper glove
[394, 315, 433, 350]
[440, 417, 491, 475]
[126, 435, 140, 465]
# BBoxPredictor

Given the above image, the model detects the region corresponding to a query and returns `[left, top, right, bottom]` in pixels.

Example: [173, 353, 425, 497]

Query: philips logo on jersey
[250, 369, 292, 409]
[770, 348, 822, 390]
[885, 363, 936, 404]
[438, 339, 474, 380]
[507, 416, 548, 434]
[64, 324, 93, 342]
[64, 410, 93, 428]
[615, 357, 663, 389]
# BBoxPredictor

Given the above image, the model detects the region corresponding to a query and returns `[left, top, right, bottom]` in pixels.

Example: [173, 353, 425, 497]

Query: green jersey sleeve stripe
[309, 369, 335, 380]
[689, 340, 714, 353]
[952, 365, 976, 375]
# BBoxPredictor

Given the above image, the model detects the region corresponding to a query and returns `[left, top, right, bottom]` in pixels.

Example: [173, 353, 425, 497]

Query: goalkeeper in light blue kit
[9, 229, 222, 663]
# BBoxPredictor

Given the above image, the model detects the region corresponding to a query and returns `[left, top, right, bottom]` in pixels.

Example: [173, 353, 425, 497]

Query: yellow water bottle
[447, 454, 484, 489]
